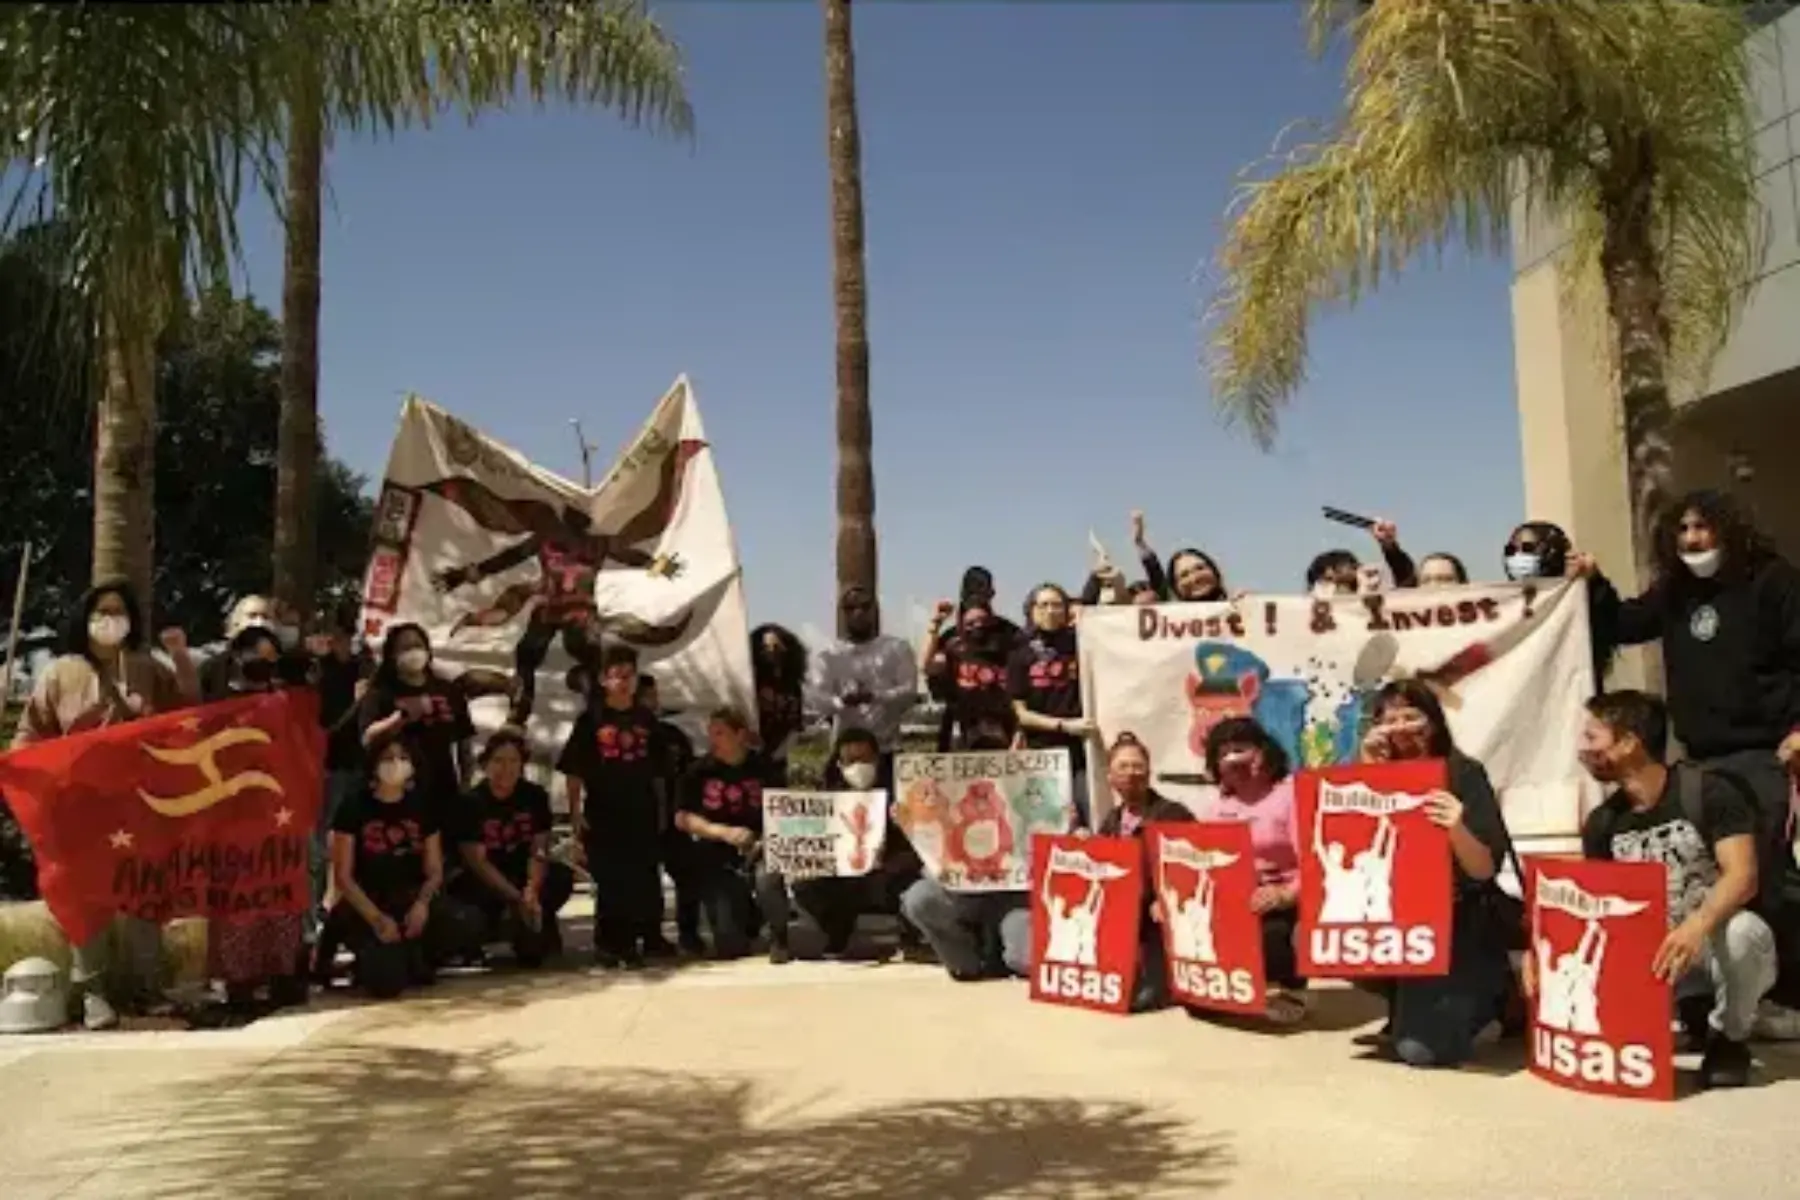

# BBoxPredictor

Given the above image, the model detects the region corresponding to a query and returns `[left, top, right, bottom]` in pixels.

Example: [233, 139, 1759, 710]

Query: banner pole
[1, 541, 33, 706]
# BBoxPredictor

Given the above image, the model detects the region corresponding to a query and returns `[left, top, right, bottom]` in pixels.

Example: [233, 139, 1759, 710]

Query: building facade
[1512, 5, 1800, 678]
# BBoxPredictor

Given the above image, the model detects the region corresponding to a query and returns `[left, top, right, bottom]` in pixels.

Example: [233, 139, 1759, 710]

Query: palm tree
[824, 0, 878, 635]
[271, 2, 692, 620]
[0, 3, 690, 611]
[1205, 0, 1761, 572]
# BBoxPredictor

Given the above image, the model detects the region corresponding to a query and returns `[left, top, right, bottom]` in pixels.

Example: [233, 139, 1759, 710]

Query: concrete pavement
[3, 949, 1799, 1199]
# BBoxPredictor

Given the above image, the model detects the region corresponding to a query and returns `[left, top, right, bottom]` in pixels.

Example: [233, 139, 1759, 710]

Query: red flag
[0, 690, 325, 945]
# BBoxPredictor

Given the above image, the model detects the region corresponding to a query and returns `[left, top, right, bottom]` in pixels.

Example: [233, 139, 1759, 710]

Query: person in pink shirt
[1201, 717, 1307, 1024]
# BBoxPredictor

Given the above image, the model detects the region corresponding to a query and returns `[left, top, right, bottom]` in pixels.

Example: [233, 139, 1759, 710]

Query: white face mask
[396, 648, 430, 675]
[1310, 582, 1338, 601]
[377, 758, 414, 788]
[841, 761, 878, 790]
[1681, 548, 1723, 579]
[88, 614, 129, 648]
[1504, 552, 1542, 581]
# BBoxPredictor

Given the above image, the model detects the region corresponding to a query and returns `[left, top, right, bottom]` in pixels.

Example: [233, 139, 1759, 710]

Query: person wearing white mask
[356, 623, 475, 822]
[12, 580, 198, 1029]
[1573, 490, 1800, 1039]
[322, 737, 447, 998]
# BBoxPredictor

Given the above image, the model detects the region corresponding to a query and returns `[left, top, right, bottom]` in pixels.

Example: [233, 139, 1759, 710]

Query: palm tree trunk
[274, 78, 324, 620]
[1598, 149, 1676, 584]
[92, 304, 157, 607]
[824, 0, 877, 637]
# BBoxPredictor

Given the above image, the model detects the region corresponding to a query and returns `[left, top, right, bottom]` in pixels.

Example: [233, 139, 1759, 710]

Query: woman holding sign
[1098, 733, 1194, 1012]
[1200, 718, 1308, 1025]
[1360, 681, 1518, 1069]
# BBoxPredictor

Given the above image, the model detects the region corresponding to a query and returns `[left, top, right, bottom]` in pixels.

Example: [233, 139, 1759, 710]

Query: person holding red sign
[1576, 691, 1776, 1089]
[1360, 681, 1518, 1069]
[1199, 718, 1307, 1024]
[1096, 733, 1193, 1011]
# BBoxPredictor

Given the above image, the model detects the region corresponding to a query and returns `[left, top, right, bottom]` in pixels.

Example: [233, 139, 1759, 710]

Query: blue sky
[229, 1, 1525, 646]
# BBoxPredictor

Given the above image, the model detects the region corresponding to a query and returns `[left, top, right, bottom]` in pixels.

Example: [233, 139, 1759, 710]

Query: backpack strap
[1673, 761, 1710, 832]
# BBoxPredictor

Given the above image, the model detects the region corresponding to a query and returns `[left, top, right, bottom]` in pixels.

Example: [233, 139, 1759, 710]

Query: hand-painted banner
[892, 749, 1074, 892]
[1149, 822, 1268, 1015]
[1029, 834, 1144, 1014]
[359, 377, 753, 760]
[761, 789, 888, 881]
[1528, 858, 1673, 1101]
[1075, 584, 1597, 844]
[1296, 760, 1452, 978]
[0, 691, 325, 944]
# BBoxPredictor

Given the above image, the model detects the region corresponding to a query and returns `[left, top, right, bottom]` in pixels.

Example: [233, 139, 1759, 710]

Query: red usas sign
[1527, 858, 1673, 1101]
[1296, 760, 1452, 978]
[1029, 833, 1143, 1014]
[1147, 822, 1266, 1015]
[0, 690, 324, 944]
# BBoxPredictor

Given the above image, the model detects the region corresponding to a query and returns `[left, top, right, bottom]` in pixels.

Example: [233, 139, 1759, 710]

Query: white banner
[761, 789, 888, 882]
[1078, 582, 1598, 844]
[358, 377, 753, 759]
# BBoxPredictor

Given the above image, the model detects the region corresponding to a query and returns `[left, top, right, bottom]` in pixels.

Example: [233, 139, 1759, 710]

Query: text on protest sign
[893, 749, 1073, 892]
[1527, 859, 1673, 1101]
[1149, 822, 1268, 1016]
[1296, 760, 1452, 978]
[1075, 585, 1596, 841]
[761, 790, 887, 882]
[1030, 834, 1144, 1015]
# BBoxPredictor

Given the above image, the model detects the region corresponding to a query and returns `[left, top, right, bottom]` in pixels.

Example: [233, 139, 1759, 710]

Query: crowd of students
[10, 487, 1800, 1089]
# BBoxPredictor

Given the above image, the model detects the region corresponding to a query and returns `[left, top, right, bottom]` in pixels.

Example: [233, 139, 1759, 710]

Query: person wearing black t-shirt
[1008, 583, 1095, 828]
[445, 727, 575, 968]
[356, 623, 475, 819]
[639, 674, 697, 957]
[557, 643, 666, 969]
[1573, 691, 1777, 1089]
[921, 601, 1017, 752]
[311, 616, 370, 931]
[322, 738, 452, 999]
[673, 707, 788, 961]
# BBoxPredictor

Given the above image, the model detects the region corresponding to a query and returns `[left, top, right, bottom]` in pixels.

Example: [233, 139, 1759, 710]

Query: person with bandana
[922, 600, 1016, 751]
[1096, 733, 1193, 1012]
[926, 568, 1024, 751]
[805, 586, 918, 755]
[899, 707, 1035, 981]
[1009, 583, 1095, 828]
[13, 580, 198, 1029]
[1573, 490, 1800, 1029]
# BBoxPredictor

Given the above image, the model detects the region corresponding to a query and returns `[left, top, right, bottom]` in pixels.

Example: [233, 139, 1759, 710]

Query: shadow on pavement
[108, 1043, 1233, 1198]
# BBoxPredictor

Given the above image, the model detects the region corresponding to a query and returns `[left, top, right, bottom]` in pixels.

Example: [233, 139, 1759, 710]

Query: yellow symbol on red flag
[136, 725, 285, 818]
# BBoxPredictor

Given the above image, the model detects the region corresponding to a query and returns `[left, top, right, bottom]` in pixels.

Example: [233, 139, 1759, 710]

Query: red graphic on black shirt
[482, 810, 538, 853]
[1028, 654, 1078, 690]
[702, 776, 762, 817]
[362, 817, 424, 858]
[956, 660, 1006, 692]
[597, 723, 650, 763]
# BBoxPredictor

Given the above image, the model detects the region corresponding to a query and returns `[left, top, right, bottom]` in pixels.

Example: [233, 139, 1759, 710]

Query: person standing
[1008, 583, 1095, 828]
[557, 643, 666, 969]
[639, 673, 695, 957]
[805, 586, 918, 755]
[13, 580, 198, 1030]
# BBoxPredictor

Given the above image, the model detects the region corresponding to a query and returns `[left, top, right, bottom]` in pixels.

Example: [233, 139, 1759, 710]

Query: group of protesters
[10, 486, 1800, 1089]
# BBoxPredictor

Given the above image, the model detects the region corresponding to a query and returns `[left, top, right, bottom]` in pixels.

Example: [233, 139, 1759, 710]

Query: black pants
[322, 895, 467, 999]
[791, 877, 865, 949]
[695, 862, 789, 957]
[1261, 909, 1303, 989]
[662, 829, 703, 943]
[588, 838, 663, 955]
[444, 861, 576, 967]
[512, 617, 599, 722]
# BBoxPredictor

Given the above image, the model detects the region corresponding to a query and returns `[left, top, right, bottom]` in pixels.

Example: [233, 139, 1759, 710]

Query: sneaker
[677, 932, 706, 957]
[1351, 1020, 1393, 1049]
[592, 948, 622, 970]
[642, 934, 679, 960]
[1678, 995, 1713, 1052]
[1266, 989, 1309, 1027]
[1752, 1000, 1800, 1042]
[620, 950, 647, 972]
[1699, 1033, 1753, 1089]
[81, 991, 120, 1032]
[768, 941, 794, 966]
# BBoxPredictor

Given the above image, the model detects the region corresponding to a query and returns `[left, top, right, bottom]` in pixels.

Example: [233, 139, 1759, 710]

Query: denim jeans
[1675, 908, 1780, 1042]
[900, 877, 1030, 978]
[442, 861, 577, 967]
[696, 863, 787, 957]
[1388, 905, 1510, 1068]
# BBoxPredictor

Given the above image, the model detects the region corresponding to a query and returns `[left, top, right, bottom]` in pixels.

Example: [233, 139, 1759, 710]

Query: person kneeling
[674, 708, 788, 962]
[1095, 733, 1194, 1012]
[446, 727, 575, 968]
[322, 738, 450, 999]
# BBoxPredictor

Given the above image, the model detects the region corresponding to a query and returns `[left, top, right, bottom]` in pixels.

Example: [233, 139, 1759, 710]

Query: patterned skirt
[207, 913, 306, 987]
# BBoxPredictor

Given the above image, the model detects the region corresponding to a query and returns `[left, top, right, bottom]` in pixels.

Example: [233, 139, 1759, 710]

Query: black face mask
[965, 730, 1010, 751]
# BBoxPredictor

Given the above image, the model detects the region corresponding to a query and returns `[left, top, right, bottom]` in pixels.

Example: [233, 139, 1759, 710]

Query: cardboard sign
[1296, 760, 1452, 978]
[1527, 859, 1673, 1101]
[893, 750, 1074, 892]
[1148, 822, 1268, 1015]
[1028, 834, 1144, 1014]
[761, 790, 888, 882]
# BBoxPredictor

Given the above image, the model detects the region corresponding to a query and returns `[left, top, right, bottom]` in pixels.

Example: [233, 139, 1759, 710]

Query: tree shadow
[94, 1044, 1233, 1198]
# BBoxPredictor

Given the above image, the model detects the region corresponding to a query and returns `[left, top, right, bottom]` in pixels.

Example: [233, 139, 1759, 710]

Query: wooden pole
[1, 542, 34, 705]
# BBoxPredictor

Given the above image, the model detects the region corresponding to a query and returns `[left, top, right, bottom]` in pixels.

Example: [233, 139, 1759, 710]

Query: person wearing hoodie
[1009, 583, 1095, 828]
[805, 586, 918, 754]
